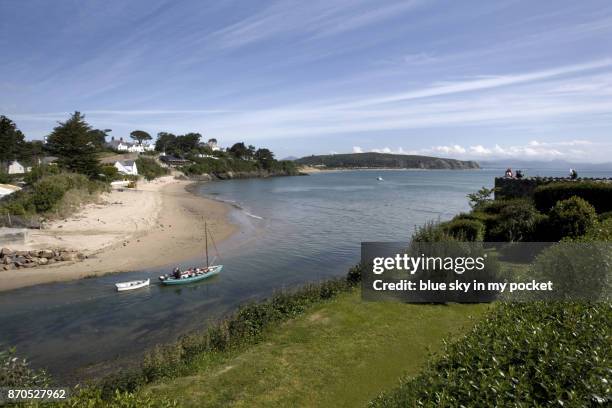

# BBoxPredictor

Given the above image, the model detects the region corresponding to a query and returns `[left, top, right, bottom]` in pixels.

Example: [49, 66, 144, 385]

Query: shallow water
[0, 169, 608, 381]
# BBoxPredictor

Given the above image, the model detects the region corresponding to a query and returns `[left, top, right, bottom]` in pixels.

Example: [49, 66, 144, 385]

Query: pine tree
[46, 112, 100, 178]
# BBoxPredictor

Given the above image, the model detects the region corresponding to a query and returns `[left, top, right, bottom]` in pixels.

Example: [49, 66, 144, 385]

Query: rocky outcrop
[189, 169, 303, 181]
[0, 248, 86, 271]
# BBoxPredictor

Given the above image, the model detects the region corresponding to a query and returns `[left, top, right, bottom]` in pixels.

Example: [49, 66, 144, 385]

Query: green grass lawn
[142, 290, 490, 407]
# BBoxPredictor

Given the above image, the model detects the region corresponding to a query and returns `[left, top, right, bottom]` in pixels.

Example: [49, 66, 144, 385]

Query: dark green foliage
[599, 211, 612, 222]
[255, 148, 275, 169]
[0, 115, 26, 163]
[23, 164, 60, 184]
[135, 157, 169, 181]
[534, 181, 612, 213]
[294, 152, 479, 169]
[546, 196, 597, 241]
[0, 170, 9, 184]
[370, 302, 611, 407]
[0, 347, 50, 387]
[442, 219, 485, 241]
[154, 132, 200, 156]
[581, 218, 612, 241]
[99, 164, 122, 181]
[485, 199, 543, 242]
[45, 112, 101, 178]
[467, 186, 495, 209]
[229, 142, 249, 159]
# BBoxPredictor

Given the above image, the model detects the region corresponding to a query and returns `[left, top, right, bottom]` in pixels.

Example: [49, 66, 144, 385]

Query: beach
[0, 177, 236, 292]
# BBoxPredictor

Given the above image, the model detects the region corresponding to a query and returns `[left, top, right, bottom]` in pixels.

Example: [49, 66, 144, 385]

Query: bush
[0, 347, 50, 387]
[486, 200, 543, 242]
[135, 157, 169, 181]
[370, 302, 611, 407]
[546, 196, 597, 240]
[442, 218, 485, 241]
[534, 181, 612, 213]
[411, 221, 454, 243]
[529, 241, 611, 301]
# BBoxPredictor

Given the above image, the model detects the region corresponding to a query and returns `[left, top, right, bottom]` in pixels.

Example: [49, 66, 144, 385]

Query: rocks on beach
[0, 248, 86, 271]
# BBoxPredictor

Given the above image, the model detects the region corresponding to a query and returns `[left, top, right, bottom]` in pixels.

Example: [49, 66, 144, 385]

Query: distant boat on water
[159, 222, 223, 285]
[377, 176, 384, 181]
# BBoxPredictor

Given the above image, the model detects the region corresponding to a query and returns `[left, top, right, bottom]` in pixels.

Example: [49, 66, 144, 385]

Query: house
[0, 184, 21, 199]
[114, 160, 138, 176]
[7, 161, 26, 174]
[160, 155, 191, 166]
[107, 137, 155, 153]
[196, 154, 219, 160]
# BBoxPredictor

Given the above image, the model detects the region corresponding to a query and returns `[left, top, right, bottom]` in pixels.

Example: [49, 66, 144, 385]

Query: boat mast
[205, 221, 209, 267]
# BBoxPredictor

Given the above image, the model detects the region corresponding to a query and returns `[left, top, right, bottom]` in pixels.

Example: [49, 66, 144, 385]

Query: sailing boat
[159, 222, 223, 285]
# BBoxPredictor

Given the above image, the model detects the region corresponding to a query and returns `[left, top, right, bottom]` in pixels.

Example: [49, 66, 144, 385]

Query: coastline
[299, 166, 483, 174]
[0, 177, 237, 292]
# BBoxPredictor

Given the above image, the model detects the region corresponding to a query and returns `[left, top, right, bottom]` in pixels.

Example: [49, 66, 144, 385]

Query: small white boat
[115, 278, 150, 292]
[377, 177, 384, 181]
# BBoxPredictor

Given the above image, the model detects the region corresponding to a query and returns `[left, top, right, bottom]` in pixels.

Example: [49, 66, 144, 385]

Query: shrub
[486, 200, 543, 242]
[599, 210, 612, 222]
[369, 302, 611, 407]
[546, 196, 597, 240]
[411, 221, 454, 243]
[135, 157, 169, 181]
[443, 218, 485, 241]
[534, 181, 612, 213]
[0, 347, 50, 387]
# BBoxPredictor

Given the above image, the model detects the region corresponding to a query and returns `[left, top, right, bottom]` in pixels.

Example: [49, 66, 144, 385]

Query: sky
[1, 0, 611, 162]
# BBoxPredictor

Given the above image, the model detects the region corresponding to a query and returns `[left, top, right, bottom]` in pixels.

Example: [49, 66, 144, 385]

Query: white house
[114, 160, 138, 176]
[0, 184, 21, 198]
[107, 138, 155, 153]
[7, 161, 26, 174]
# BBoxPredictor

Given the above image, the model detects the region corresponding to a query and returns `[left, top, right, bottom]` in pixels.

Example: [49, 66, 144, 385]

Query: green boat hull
[161, 265, 223, 285]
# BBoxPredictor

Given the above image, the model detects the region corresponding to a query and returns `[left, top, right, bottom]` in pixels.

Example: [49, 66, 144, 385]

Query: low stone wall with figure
[494, 177, 612, 199]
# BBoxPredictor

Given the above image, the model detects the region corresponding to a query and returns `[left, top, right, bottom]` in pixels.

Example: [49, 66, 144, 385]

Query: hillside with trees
[295, 152, 479, 170]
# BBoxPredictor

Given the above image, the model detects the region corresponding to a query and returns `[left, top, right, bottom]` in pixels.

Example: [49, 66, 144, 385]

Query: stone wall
[494, 177, 612, 200]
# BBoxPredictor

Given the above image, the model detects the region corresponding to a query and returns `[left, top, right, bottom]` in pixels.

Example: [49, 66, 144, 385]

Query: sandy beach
[0, 176, 237, 292]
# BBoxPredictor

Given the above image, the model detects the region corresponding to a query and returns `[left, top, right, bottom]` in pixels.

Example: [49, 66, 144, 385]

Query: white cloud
[352, 146, 364, 153]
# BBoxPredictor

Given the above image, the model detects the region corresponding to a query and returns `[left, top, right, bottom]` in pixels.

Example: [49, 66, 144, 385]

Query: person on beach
[515, 169, 523, 179]
[570, 168, 578, 179]
[504, 168, 513, 178]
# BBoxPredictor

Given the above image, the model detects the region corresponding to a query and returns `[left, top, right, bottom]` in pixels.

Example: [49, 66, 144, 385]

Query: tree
[130, 130, 152, 145]
[45, 112, 100, 178]
[255, 148, 275, 169]
[155, 132, 177, 154]
[88, 129, 110, 149]
[229, 142, 248, 159]
[467, 187, 495, 209]
[0, 116, 26, 164]
[247, 144, 256, 159]
[176, 133, 201, 152]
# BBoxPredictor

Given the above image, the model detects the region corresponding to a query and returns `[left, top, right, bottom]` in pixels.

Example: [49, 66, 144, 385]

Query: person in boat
[173, 266, 181, 279]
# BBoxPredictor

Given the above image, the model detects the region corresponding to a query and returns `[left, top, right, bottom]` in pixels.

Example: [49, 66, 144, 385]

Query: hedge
[369, 301, 611, 407]
[442, 219, 485, 241]
[534, 181, 612, 213]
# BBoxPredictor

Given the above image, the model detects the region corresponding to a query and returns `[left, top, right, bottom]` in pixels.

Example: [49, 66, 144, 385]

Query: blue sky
[1, 0, 611, 161]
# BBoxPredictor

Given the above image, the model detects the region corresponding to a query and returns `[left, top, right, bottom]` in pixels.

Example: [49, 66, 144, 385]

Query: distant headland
[294, 152, 480, 170]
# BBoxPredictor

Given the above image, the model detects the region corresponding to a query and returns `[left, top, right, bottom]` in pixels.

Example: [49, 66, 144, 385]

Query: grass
[141, 289, 489, 407]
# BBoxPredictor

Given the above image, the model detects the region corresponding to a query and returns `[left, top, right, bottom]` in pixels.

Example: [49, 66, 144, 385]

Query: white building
[114, 160, 138, 176]
[7, 161, 25, 174]
[0, 184, 21, 198]
[108, 138, 155, 153]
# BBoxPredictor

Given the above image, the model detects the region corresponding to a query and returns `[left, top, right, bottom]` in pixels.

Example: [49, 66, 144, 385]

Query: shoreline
[298, 166, 482, 174]
[0, 177, 237, 292]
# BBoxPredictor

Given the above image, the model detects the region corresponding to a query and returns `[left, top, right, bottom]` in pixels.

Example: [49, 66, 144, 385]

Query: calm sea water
[0, 168, 609, 381]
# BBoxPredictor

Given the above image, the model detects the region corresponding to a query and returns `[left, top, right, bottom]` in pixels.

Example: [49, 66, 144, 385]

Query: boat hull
[115, 279, 150, 292]
[161, 265, 223, 285]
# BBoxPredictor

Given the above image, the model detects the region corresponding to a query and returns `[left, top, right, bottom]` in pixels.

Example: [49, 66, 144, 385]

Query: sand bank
[0, 177, 236, 292]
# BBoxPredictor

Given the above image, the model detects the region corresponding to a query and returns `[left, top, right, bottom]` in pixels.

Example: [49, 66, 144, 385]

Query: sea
[0, 168, 609, 381]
